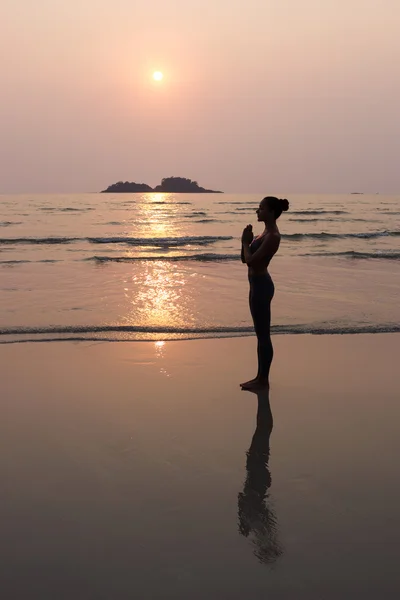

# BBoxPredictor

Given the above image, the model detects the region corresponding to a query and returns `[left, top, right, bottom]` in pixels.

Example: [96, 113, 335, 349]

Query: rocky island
[102, 177, 222, 193]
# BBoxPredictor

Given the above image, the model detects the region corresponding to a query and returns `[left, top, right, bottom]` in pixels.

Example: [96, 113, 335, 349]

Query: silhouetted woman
[241, 197, 289, 390]
[238, 389, 283, 564]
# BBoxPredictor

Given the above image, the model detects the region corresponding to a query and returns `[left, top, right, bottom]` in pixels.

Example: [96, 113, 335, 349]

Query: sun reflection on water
[119, 196, 196, 338]
[133, 193, 181, 238]
[124, 261, 193, 330]
[155, 340, 166, 352]
[154, 340, 170, 376]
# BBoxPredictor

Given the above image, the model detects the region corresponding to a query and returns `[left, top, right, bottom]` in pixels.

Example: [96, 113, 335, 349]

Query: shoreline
[2, 326, 400, 345]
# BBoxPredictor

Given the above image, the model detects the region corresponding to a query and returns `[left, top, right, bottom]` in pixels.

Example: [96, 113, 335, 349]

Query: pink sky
[1, 0, 399, 193]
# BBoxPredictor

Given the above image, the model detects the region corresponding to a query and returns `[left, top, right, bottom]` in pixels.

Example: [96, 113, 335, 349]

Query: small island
[102, 177, 222, 194]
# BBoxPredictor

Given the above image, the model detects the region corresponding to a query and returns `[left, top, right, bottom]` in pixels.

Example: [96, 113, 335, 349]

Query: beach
[1, 334, 400, 599]
[3, 0, 400, 595]
[1, 192, 400, 596]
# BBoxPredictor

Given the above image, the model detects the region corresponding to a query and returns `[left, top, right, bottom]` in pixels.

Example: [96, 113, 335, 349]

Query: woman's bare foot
[240, 377, 259, 388]
[240, 378, 269, 391]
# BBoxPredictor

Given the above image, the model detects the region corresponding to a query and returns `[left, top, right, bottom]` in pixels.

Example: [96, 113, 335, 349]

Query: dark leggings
[249, 273, 275, 380]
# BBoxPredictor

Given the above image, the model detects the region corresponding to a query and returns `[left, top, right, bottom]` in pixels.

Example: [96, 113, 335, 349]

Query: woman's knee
[257, 331, 272, 347]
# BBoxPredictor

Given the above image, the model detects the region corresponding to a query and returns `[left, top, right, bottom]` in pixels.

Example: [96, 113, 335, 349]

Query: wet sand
[1, 334, 400, 599]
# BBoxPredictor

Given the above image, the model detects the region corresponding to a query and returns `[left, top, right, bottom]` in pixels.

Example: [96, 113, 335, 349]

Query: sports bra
[248, 234, 279, 269]
[249, 236, 265, 253]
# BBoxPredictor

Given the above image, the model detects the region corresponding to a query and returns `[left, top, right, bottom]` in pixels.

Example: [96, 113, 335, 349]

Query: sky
[1, 0, 400, 193]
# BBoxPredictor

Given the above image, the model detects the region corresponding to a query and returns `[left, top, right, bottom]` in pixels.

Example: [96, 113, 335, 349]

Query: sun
[153, 71, 164, 82]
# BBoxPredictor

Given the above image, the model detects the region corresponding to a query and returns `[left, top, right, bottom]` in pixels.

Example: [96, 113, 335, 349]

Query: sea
[1, 193, 399, 343]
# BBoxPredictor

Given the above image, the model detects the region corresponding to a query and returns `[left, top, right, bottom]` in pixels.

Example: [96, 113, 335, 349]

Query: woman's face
[256, 199, 271, 222]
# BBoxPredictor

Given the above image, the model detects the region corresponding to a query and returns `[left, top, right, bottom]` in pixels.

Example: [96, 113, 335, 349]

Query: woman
[241, 196, 289, 390]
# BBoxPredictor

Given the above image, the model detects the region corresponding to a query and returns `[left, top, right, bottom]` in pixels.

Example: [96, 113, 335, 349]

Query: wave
[217, 210, 254, 215]
[302, 251, 400, 260]
[2, 322, 400, 344]
[39, 207, 94, 212]
[288, 218, 336, 223]
[0, 259, 61, 265]
[61, 207, 94, 212]
[140, 201, 192, 205]
[217, 201, 257, 205]
[283, 230, 400, 240]
[288, 217, 370, 223]
[0, 235, 233, 247]
[0, 260, 30, 265]
[3, 251, 399, 265]
[0, 325, 252, 336]
[195, 219, 221, 223]
[185, 211, 207, 217]
[87, 235, 232, 247]
[290, 210, 348, 215]
[87, 253, 237, 263]
[0, 237, 75, 244]
[0, 221, 22, 227]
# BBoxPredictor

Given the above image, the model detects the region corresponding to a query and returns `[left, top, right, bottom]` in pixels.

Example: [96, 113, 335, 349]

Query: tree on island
[101, 181, 153, 193]
[102, 176, 222, 193]
[154, 177, 219, 193]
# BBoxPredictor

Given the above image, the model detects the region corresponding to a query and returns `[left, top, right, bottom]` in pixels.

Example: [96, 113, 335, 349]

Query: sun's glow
[119, 197, 196, 340]
[153, 71, 163, 82]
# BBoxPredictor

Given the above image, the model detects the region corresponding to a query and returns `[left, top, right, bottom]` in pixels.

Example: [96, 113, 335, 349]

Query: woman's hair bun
[279, 198, 289, 212]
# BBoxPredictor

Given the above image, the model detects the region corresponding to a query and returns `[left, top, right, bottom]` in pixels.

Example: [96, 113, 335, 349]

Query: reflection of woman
[241, 197, 289, 390]
[238, 390, 283, 564]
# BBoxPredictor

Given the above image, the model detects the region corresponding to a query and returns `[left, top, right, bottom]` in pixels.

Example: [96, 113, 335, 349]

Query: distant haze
[1, 0, 399, 194]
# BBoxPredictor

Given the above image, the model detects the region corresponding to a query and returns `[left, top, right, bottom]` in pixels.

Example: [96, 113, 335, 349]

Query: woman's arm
[241, 224, 253, 264]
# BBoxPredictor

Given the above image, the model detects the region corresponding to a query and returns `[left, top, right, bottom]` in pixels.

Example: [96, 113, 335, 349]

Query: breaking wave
[87, 253, 237, 263]
[1, 322, 400, 344]
[283, 230, 400, 240]
[0, 235, 233, 247]
[302, 250, 400, 260]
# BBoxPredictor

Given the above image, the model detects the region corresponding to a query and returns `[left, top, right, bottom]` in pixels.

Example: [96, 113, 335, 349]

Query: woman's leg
[241, 277, 274, 389]
[256, 294, 273, 381]
[240, 284, 260, 386]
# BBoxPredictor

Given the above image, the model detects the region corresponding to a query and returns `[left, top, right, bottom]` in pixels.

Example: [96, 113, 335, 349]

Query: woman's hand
[242, 224, 254, 245]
